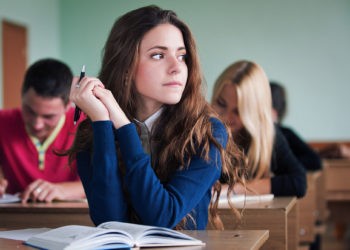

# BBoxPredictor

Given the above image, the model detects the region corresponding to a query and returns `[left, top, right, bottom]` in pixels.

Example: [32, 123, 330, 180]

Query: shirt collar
[134, 107, 164, 133]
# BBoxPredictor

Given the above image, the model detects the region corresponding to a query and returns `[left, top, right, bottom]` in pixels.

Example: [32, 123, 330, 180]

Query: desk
[323, 159, 350, 239]
[314, 170, 328, 224]
[298, 171, 321, 244]
[210, 197, 298, 250]
[0, 201, 93, 229]
[0, 230, 269, 250]
[324, 159, 350, 201]
[308, 141, 350, 155]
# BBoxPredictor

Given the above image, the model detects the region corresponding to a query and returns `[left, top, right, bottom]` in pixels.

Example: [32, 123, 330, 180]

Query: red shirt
[0, 107, 80, 194]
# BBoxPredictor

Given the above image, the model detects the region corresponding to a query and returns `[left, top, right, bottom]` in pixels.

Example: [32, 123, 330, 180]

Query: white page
[218, 194, 274, 208]
[0, 193, 21, 203]
[25, 225, 133, 250]
[0, 228, 50, 241]
[99, 221, 203, 246]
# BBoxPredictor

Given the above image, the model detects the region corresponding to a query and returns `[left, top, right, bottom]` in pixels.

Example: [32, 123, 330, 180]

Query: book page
[0, 228, 50, 241]
[25, 225, 133, 249]
[99, 221, 153, 239]
[0, 193, 21, 203]
[99, 221, 204, 247]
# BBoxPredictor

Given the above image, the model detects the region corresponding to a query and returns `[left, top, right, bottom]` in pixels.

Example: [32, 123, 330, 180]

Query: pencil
[73, 65, 85, 125]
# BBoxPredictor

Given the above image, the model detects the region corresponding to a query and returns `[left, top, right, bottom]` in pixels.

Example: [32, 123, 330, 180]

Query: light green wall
[1, 0, 349, 141]
[0, 0, 60, 107]
[60, 0, 350, 141]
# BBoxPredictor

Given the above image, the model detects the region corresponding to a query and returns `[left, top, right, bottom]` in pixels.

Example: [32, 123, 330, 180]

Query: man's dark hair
[270, 81, 287, 123]
[21, 58, 73, 105]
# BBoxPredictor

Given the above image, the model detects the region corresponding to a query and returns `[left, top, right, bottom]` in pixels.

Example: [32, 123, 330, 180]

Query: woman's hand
[92, 86, 130, 129]
[70, 76, 110, 121]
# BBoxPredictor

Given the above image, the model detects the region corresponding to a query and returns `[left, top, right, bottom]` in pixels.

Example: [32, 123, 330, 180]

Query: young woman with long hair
[68, 5, 244, 230]
[212, 60, 306, 198]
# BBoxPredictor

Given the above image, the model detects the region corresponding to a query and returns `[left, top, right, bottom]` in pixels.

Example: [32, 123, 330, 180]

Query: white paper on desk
[218, 194, 274, 208]
[0, 193, 21, 203]
[0, 228, 50, 241]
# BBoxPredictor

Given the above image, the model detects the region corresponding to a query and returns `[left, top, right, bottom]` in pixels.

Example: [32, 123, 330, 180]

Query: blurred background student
[270, 81, 322, 171]
[0, 58, 85, 203]
[212, 60, 306, 198]
[317, 143, 350, 159]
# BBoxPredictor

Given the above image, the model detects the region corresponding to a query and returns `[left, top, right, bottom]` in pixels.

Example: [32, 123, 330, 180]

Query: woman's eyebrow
[147, 45, 186, 51]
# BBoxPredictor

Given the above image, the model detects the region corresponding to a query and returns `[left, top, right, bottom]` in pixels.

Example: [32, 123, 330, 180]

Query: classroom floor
[321, 221, 350, 250]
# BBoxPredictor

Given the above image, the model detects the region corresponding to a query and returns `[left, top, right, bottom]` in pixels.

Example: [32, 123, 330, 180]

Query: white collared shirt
[134, 108, 163, 154]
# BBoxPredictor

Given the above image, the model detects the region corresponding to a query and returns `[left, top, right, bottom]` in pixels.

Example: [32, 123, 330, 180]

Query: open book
[0, 193, 21, 204]
[24, 221, 205, 250]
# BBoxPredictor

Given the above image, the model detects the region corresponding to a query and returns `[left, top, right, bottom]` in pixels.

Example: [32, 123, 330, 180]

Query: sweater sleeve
[76, 121, 127, 225]
[280, 126, 322, 171]
[270, 126, 307, 198]
[115, 118, 225, 229]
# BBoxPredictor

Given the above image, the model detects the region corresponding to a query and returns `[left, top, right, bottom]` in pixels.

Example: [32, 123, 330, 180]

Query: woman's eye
[178, 54, 187, 61]
[152, 53, 163, 60]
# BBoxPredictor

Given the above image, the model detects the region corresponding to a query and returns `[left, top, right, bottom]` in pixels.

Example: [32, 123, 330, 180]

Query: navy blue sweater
[77, 118, 226, 229]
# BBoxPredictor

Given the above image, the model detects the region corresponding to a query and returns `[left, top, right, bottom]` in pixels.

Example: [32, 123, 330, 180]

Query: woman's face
[212, 84, 244, 133]
[134, 23, 188, 116]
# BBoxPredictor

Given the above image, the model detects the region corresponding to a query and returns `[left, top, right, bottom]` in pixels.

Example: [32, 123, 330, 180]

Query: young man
[0, 58, 85, 203]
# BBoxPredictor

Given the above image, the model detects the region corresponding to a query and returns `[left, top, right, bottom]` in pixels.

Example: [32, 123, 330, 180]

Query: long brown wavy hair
[67, 5, 245, 230]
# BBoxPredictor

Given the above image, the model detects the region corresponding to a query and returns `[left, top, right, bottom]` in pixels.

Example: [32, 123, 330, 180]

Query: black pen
[73, 65, 85, 125]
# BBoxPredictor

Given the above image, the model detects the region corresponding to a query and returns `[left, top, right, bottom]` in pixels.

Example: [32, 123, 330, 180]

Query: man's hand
[21, 179, 85, 203]
[0, 178, 8, 197]
[21, 179, 67, 203]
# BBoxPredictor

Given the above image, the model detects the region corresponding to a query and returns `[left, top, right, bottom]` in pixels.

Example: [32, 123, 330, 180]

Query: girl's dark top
[224, 126, 307, 198]
[270, 126, 307, 198]
[278, 125, 322, 171]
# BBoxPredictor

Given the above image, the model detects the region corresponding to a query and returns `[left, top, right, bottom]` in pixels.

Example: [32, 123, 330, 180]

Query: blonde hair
[212, 60, 274, 179]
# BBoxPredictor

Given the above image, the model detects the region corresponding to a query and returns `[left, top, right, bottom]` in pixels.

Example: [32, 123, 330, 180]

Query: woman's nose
[167, 56, 181, 75]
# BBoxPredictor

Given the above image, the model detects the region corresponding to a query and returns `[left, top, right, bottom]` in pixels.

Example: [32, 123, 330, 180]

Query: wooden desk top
[0, 201, 89, 213]
[219, 196, 297, 211]
[323, 159, 350, 167]
[0, 230, 269, 250]
[0, 201, 93, 229]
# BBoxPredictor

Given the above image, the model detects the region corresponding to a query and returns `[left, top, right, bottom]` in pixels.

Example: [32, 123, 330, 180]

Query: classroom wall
[0, 0, 60, 107]
[0, 0, 349, 141]
[60, 0, 350, 141]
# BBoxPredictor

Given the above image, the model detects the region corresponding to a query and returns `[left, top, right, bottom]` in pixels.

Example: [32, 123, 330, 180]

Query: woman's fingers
[70, 77, 110, 121]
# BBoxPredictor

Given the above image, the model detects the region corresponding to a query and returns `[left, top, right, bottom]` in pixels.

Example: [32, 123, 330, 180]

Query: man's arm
[21, 179, 85, 203]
